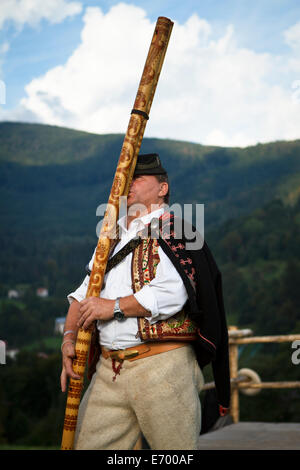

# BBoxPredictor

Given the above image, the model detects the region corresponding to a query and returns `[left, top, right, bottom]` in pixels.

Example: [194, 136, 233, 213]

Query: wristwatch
[113, 297, 125, 321]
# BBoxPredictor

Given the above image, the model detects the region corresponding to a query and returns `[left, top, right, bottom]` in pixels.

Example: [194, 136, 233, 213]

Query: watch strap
[113, 297, 125, 320]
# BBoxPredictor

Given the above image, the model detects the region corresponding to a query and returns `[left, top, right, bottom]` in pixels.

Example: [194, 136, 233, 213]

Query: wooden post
[205, 328, 300, 422]
[228, 326, 239, 423]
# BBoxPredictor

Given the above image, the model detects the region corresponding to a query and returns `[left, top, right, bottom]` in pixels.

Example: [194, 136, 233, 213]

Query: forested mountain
[0, 122, 299, 447]
[1, 121, 300, 237]
[1, 121, 300, 290]
[1, 120, 300, 337]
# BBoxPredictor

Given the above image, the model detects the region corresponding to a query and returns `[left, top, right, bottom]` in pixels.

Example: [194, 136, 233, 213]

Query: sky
[0, 0, 300, 147]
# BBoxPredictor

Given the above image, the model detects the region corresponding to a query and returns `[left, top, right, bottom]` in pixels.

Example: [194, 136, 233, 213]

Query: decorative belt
[101, 341, 191, 363]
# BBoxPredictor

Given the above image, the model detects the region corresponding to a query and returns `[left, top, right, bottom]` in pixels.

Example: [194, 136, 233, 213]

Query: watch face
[114, 310, 125, 321]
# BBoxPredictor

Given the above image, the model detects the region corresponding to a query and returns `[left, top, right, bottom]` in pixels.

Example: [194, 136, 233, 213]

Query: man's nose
[129, 178, 136, 190]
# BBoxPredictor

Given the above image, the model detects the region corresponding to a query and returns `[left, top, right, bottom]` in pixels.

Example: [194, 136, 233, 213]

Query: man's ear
[159, 182, 168, 197]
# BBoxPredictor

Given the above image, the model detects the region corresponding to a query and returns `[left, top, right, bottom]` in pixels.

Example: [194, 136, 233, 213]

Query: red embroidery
[180, 258, 192, 265]
[219, 405, 229, 416]
[112, 359, 123, 382]
[158, 213, 198, 289]
[188, 267, 196, 280]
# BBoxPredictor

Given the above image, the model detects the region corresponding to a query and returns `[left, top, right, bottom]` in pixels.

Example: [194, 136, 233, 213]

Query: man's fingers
[78, 301, 92, 319]
[79, 297, 94, 313]
[61, 346, 81, 393]
[60, 365, 81, 392]
[77, 312, 87, 328]
[79, 302, 89, 316]
[81, 312, 94, 330]
[60, 368, 81, 393]
[78, 308, 94, 329]
[66, 366, 81, 381]
[60, 369, 67, 393]
[64, 354, 80, 376]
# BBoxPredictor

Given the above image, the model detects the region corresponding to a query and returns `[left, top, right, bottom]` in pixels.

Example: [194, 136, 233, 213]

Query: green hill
[1, 122, 300, 233]
[0, 122, 122, 166]
[1, 121, 300, 292]
[1, 120, 300, 330]
[207, 197, 300, 334]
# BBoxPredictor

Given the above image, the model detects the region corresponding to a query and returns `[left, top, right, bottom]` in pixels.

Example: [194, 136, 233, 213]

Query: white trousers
[74, 344, 204, 450]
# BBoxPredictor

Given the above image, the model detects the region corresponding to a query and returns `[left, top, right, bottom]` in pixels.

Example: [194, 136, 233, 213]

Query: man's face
[127, 175, 166, 212]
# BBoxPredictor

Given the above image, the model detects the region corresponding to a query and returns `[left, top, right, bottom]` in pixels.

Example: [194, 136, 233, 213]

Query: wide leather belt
[101, 341, 191, 362]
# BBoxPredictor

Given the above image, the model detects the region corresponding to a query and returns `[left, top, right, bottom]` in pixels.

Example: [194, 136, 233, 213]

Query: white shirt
[67, 207, 188, 349]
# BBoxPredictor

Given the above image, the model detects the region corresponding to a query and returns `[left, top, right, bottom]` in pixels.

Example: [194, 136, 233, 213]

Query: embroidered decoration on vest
[159, 212, 197, 291]
[132, 237, 198, 341]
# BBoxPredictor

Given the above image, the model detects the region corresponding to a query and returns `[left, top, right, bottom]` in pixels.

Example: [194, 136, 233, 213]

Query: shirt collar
[118, 206, 165, 236]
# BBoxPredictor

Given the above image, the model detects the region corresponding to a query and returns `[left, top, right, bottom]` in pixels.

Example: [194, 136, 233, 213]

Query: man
[60, 153, 230, 450]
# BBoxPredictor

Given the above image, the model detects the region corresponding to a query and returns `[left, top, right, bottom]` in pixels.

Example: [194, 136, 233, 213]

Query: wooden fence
[202, 326, 300, 423]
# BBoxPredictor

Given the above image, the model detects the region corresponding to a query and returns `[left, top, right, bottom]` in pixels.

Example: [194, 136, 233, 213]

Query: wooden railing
[202, 326, 300, 423]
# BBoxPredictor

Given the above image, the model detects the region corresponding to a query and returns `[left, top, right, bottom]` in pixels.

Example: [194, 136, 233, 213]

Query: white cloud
[2, 3, 300, 147]
[0, 42, 9, 54]
[0, 41, 9, 82]
[284, 21, 300, 50]
[0, 0, 82, 30]
[20, 4, 154, 132]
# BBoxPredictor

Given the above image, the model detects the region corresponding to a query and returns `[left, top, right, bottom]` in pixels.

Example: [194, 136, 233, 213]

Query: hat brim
[134, 167, 167, 176]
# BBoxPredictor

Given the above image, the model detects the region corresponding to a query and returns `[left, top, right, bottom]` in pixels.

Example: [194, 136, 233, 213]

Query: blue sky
[0, 0, 300, 146]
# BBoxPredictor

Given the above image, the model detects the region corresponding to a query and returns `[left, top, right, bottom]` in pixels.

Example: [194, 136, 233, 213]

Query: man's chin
[127, 195, 136, 207]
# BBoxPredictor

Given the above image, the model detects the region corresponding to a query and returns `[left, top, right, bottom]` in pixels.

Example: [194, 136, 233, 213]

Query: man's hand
[60, 341, 81, 393]
[77, 297, 115, 330]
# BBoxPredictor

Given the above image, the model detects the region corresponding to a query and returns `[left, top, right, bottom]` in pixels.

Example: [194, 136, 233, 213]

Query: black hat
[134, 153, 167, 176]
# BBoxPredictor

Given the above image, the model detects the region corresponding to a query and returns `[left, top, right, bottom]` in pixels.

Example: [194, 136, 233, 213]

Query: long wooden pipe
[61, 16, 174, 450]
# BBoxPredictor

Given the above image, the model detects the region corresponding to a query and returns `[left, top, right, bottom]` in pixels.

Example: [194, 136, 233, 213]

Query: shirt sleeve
[67, 248, 96, 304]
[133, 246, 188, 324]
[67, 275, 89, 304]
